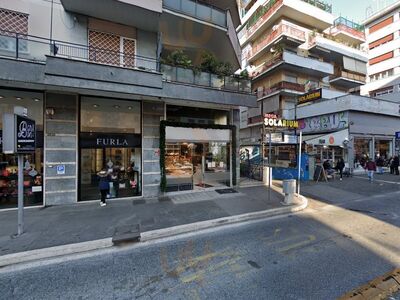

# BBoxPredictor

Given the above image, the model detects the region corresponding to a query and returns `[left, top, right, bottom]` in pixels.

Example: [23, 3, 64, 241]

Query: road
[1, 177, 400, 299]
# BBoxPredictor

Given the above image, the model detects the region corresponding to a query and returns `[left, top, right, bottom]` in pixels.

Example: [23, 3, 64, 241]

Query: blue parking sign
[396, 132, 400, 139]
[56, 164, 65, 175]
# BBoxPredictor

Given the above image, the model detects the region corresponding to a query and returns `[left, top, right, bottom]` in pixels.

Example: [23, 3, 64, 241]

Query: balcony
[257, 81, 305, 99]
[327, 17, 365, 44]
[329, 70, 366, 89]
[161, 64, 252, 93]
[308, 34, 368, 64]
[251, 51, 334, 80]
[246, 22, 306, 63]
[161, 0, 241, 68]
[241, 0, 333, 45]
[163, 0, 227, 28]
[60, 0, 161, 32]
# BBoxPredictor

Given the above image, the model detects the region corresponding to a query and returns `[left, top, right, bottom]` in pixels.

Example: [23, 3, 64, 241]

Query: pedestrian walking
[389, 156, 395, 174]
[336, 158, 345, 180]
[98, 169, 110, 206]
[365, 159, 376, 182]
[376, 156, 384, 174]
[394, 155, 400, 175]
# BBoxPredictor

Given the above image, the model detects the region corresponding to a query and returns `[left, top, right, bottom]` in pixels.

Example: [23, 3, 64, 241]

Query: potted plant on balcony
[160, 50, 193, 82]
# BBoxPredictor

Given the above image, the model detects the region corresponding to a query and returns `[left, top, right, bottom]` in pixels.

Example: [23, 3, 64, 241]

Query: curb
[338, 268, 400, 300]
[0, 194, 308, 269]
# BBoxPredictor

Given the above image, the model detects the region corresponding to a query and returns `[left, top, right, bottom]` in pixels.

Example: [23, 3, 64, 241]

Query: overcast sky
[330, 0, 398, 23]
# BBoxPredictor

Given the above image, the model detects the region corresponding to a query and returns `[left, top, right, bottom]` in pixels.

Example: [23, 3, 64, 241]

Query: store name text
[96, 138, 129, 147]
[264, 114, 298, 128]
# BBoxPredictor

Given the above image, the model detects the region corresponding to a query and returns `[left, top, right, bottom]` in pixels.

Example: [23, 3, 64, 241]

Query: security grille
[89, 30, 136, 68]
[0, 9, 28, 52]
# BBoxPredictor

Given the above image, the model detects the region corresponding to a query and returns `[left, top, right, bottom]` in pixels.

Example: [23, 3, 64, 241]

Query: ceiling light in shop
[0, 95, 4, 99]
[33, 98, 40, 102]
[113, 105, 120, 109]
[16, 97, 23, 100]
[128, 106, 132, 110]
[93, 104, 99, 108]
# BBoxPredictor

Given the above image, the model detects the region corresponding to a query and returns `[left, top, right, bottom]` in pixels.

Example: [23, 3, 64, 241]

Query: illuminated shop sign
[298, 88, 322, 105]
[263, 114, 298, 128]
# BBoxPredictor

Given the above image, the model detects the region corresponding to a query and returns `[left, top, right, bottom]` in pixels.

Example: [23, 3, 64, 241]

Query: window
[369, 69, 394, 81]
[0, 9, 28, 52]
[370, 51, 393, 65]
[369, 16, 393, 34]
[373, 86, 394, 96]
[369, 34, 393, 49]
[88, 30, 136, 68]
[285, 74, 297, 83]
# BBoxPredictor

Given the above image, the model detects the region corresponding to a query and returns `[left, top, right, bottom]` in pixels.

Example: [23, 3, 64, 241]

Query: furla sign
[80, 132, 141, 148]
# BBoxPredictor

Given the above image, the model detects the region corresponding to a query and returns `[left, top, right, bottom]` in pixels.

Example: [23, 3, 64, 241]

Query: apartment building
[0, 0, 256, 209]
[237, 0, 368, 170]
[361, 1, 400, 101]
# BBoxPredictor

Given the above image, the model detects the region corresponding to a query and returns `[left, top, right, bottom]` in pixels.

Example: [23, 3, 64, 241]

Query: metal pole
[268, 130, 272, 202]
[17, 154, 24, 235]
[297, 131, 302, 195]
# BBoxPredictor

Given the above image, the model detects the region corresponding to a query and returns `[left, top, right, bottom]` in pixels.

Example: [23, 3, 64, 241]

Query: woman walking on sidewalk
[98, 169, 110, 206]
[365, 159, 377, 182]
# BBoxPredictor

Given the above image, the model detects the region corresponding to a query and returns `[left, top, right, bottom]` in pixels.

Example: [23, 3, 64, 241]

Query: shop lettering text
[264, 114, 298, 128]
[298, 88, 322, 104]
[298, 112, 348, 133]
[96, 138, 129, 147]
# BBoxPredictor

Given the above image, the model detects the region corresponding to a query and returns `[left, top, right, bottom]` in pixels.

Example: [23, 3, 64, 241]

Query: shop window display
[0, 89, 43, 209]
[80, 97, 141, 201]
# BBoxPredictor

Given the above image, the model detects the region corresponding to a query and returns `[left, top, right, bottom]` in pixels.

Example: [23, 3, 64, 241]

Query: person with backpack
[336, 158, 345, 181]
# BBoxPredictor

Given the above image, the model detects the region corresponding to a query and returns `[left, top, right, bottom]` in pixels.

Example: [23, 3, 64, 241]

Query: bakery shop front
[161, 105, 234, 192]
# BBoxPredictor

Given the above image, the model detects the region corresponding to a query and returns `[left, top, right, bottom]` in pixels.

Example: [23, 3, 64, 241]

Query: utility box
[282, 179, 296, 205]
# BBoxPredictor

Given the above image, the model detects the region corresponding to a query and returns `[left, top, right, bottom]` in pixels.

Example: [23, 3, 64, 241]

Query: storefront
[162, 105, 234, 192]
[0, 88, 44, 209]
[79, 97, 142, 201]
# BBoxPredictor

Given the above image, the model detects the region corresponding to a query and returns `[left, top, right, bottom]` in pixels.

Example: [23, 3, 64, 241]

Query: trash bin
[282, 179, 296, 205]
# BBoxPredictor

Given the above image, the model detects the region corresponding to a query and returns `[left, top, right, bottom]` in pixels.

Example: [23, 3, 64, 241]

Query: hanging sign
[263, 114, 298, 129]
[395, 131, 400, 139]
[298, 88, 322, 105]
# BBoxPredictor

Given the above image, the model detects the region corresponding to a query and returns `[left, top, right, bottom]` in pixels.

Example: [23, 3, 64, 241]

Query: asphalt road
[1, 178, 400, 299]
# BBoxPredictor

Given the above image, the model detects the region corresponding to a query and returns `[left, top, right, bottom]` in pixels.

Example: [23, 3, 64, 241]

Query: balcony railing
[161, 64, 252, 93]
[247, 23, 306, 60]
[163, 0, 227, 28]
[334, 17, 364, 32]
[330, 70, 366, 82]
[245, 0, 331, 40]
[257, 81, 305, 99]
[251, 54, 283, 78]
[0, 30, 159, 71]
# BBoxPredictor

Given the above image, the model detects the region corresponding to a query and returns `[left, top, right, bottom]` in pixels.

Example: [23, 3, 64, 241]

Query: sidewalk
[0, 185, 302, 258]
[299, 173, 400, 205]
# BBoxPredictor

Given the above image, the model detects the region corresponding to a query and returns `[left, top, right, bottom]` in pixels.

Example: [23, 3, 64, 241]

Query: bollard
[263, 166, 270, 186]
[282, 179, 296, 205]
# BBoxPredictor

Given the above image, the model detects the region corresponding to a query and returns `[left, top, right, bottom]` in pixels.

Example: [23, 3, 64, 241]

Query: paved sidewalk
[299, 173, 400, 205]
[0, 186, 287, 256]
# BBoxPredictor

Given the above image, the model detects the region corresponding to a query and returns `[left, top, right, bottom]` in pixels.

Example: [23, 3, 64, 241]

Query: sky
[329, 0, 398, 23]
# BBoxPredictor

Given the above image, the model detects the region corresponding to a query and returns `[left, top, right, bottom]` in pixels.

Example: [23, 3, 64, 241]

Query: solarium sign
[263, 114, 298, 129]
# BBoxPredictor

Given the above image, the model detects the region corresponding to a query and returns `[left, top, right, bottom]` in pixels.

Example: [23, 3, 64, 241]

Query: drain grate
[215, 188, 238, 194]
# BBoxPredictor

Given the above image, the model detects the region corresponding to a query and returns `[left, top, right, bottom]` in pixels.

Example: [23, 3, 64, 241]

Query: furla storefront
[79, 96, 142, 201]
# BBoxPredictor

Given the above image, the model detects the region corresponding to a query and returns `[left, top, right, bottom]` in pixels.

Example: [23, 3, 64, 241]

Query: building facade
[361, 1, 400, 101]
[0, 0, 256, 209]
[237, 0, 368, 171]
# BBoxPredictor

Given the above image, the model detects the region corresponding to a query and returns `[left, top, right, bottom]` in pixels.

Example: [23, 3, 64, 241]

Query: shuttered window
[0, 8, 28, 51]
[370, 51, 393, 65]
[369, 34, 393, 49]
[88, 30, 136, 68]
[369, 16, 393, 34]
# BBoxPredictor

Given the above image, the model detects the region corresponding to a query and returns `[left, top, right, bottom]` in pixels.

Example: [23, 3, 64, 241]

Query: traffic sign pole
[17, 154, 24, 235]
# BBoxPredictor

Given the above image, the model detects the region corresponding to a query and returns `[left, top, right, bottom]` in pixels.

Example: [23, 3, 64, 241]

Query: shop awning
[303, 129, 349, 147]
[166, 126, 231, 143]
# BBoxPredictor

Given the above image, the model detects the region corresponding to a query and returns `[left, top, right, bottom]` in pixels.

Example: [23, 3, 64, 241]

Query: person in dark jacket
[376, 156, 384, 174]
[393, 156, 400, 175]
[336, 158, 345, 180]
[98, 169, 110, 206]
[365, 159, 376, 182]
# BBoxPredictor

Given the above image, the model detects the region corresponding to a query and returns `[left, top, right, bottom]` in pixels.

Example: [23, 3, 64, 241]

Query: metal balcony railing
[163, 0, 227, 27]
[161, 64, 252, 94]
[0, 30, 159, 71]
[245, 0, 331, 40]
[247, 23, 306, 60]
[251, 54, 283, 78]
[257, 81, 305, 99]
[330, 70, 366, 82]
